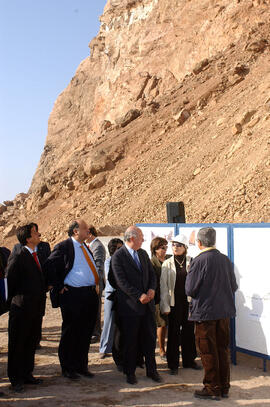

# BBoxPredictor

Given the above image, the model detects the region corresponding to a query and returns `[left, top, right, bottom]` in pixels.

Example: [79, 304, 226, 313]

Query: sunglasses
[159, 245, 168, 250]
[172, 242, 185, 248]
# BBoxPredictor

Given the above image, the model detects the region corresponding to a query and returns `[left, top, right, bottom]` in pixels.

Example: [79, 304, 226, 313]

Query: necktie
[80, 245, 99, 286]
[32, 252, 41, 270]
[133, 251, 142, 270]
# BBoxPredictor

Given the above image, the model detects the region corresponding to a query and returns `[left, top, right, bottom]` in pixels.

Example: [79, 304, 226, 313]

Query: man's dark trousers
[59, 286, 98, 373]
[8, 305, 41, 385]
[195, 318, 230, 395]
[120, 311, 157, 375]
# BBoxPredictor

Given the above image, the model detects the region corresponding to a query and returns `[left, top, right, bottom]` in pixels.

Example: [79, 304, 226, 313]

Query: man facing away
[85, 225, 106, 340]
[45, 219, 99, 380]
[111, 225, 162, 385]
[185, 227, 238, 401]
[12, 222, 51, 348]
[6, 224, 47, 392]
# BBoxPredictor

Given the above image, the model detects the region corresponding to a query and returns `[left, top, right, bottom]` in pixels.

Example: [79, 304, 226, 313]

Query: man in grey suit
[86, 225, 106, 339]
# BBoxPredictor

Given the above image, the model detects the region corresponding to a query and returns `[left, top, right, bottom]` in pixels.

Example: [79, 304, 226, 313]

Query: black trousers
[167, 305, 197, 370]
[8, 305, 40, 385]
[120, 311, 156, 375]
[59, 286, 98, 373]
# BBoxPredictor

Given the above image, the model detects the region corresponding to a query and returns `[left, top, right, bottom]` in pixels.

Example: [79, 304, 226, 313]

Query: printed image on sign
[138, 225, 176, 256]
[177, 225, 229, 258]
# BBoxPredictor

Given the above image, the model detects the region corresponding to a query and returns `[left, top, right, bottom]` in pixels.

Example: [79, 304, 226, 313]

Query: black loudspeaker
[166, 202, 186, 223]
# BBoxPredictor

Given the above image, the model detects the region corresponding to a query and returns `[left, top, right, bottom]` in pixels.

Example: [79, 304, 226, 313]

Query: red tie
[32, 252, 41, 270]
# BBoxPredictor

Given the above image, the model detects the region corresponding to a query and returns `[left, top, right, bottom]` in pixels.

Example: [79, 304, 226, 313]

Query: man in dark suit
[85, 225, 106, 340]
[6, 224, 47, 392]
[0, 246, 10, 397]
[12, 222, 51, 348]
[45, 219, 99, 380]
[111, 225, 161, 385]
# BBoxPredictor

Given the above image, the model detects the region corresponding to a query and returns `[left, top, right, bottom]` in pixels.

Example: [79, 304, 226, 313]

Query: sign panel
[233, 227, 270, 356]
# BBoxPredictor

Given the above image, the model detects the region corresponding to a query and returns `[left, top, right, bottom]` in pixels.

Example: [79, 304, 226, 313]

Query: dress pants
[59, 286, 98, 373]
[195, 318, 230, 395]
[99, 295, 115, 354]
[167, 305, 197, 370]
[8, 304, 40, 385]
[120, 311, 156, 375]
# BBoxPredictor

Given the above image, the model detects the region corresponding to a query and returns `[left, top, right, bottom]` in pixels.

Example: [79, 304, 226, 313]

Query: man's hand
[147, 289, 155, 300]
[59, 286, 69, 294]
[139, 293, 150, 304]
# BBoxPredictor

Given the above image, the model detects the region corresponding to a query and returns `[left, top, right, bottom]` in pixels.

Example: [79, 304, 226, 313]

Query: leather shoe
[62, 371, 80, 380]
[12, 383, 25, 393]
[147, 372, 163, 383]
[126, 374, 137, 385]
[78, 371, 95, 378]
[183, 361, 202, 370]
[194, 387, 221, 401]
[169, 368, 178, 375]
[24, 376, 43, 385]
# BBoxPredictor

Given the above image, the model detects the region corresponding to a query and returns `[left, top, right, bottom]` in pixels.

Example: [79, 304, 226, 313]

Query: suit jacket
[89, 238, 106, 283]
[110, 245, 156, 316]
[6, 247, 46, 316]
[12, 241, 51, 268]
[44, 237, 95, 307]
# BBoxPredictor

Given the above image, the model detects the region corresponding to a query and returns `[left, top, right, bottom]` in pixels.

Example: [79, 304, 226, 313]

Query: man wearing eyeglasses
[185, 227, 238, 401]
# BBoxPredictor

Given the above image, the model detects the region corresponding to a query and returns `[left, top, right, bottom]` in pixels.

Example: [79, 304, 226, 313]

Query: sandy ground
[1, 301, 270, 407]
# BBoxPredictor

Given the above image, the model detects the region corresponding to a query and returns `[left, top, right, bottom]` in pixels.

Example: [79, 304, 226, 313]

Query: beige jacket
[160, 255, 192, 314]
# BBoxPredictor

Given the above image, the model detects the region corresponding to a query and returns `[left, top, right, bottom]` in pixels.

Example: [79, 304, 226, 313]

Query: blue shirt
[64, 238, 97, 287]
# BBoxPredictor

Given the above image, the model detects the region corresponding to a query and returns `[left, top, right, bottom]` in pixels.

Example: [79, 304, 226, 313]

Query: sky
[0, 0, 107, 204]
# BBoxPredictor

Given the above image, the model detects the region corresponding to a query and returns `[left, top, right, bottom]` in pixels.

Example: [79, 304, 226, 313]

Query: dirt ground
[1, 300, 270, 407]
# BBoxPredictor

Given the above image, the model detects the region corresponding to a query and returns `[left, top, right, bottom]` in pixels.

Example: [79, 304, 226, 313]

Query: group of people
[0, 221, 238, 401]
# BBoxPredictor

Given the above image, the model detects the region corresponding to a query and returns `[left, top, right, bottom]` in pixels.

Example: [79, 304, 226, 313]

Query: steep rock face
[1, 0, 270, 247]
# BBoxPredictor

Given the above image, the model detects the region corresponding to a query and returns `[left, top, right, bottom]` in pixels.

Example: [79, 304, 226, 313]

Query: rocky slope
[1, 0, 270, 248]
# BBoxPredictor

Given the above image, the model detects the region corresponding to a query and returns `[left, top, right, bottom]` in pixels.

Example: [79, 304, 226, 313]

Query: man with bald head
[111, 226, 161, 384]
[46, 219, 99, 380]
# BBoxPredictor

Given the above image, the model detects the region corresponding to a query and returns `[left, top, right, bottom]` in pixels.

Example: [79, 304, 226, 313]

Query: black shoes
[183, 361, 202, 370]
[126, 374, 137, 385]
[194, 387, 221, 401]
[78, 371, 95, 378]
[169, 368, 178, 375]
[147, 372, 163, 383]
[12, 383, 25, 393]
[62, 371, 80, 380]
[24, 375, 43, 385]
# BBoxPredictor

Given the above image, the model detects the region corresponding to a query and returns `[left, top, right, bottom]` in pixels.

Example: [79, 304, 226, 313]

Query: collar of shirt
[24, 246, 37, 254]
[71, 236, 83, 248]
[125, 242, 137, 258]
[200, 246, 216, 253]
[89, 237, 97, 247]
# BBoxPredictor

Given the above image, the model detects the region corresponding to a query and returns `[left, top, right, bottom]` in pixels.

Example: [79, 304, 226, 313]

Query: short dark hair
[150, 237, 168, 257]
[16, 224, 34, 246]
[68, 221, 79, 237]
[197, 227, 216, 247]
[108, 238, 123, 256]
[29, 222, 38, 231]
[89, 225, 98, 237]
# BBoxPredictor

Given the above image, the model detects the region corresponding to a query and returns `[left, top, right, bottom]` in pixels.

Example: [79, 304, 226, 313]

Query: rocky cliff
[1, 0, 270, 247]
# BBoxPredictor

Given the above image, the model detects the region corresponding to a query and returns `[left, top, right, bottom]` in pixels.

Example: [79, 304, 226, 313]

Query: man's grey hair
[197, 227, 216, 247]
[124, 228, 139, 242]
